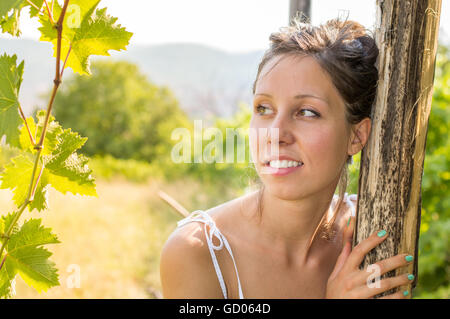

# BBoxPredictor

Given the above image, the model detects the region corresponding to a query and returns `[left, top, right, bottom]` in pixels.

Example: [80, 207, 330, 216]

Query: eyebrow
[255, 93, 329, 104]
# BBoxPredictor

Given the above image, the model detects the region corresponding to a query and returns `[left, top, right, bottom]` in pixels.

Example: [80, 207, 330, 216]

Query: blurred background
[0, 0, 448, 298]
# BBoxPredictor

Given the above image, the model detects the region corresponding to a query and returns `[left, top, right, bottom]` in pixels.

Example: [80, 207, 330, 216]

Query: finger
[328, 216, 355, 281]
[345, 229, 389, 271]
[342, 216, 355, 250]
[328, 240, 352, 282]
[353, 253, 415, 286]
[377, 290, 409, 299]
[354, 273, 412, 299]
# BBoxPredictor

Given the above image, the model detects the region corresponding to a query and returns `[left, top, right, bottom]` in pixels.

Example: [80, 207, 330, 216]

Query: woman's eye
[255, 104, 274, 115]
[298, 109, 319, 118]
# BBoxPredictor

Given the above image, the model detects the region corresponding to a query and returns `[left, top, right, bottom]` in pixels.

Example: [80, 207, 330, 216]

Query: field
[0, 176, 234, 299]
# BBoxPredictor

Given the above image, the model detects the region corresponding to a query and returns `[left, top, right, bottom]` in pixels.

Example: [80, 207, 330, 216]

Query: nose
[268, 112, 295, 146]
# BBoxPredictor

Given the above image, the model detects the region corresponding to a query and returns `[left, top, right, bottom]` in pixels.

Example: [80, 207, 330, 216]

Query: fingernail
[403, 290, 409, 296]
[347, 216, 351, 227]
[407, 274, 415, 281]
[377, 230, 387, 237]
[405, 255, 414, 262]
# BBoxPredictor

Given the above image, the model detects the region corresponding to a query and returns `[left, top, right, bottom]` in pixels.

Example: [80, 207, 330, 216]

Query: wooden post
[157, 190, 190, 218]
[353, 0, 442, 298]
[289, 0, 311, 24]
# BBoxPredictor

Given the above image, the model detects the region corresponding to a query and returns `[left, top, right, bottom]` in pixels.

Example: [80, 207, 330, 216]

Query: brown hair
[252, 16, 379, 241]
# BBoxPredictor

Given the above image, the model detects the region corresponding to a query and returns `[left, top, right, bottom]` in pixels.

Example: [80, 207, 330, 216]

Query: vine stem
[0, 0, 71, 270]
[18, 103, 36, 146]
[43, 0, 55, 25]
[60, 43, 72, 78]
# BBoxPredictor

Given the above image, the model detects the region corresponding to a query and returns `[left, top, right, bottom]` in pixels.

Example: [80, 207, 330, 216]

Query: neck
[252, 181, 339, 266]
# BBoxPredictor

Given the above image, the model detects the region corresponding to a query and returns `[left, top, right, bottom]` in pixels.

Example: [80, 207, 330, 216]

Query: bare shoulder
[160, 221, 223, 298]
[206, 190, 260, 230]
[160, 191, 259, 298]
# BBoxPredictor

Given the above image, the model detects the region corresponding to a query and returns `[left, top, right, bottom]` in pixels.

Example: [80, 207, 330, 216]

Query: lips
[259, 157, 304, 176]
[262, 155, 304, 167]
[264, 160, 303, 168]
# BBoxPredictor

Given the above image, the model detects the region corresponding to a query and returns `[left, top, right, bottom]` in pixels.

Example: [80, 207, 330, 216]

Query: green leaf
[19, 110, 63, 156]
[1, 212, 19, 240]
[0, 212, 20, 298]
[5, 245, 58, 293]
[0, 218, 60, 294]
[44, 128, 97, 196]
[0, 154, 48, 210]
[28, 0, 44, 18]
[44, 127, 87, 167]
[38, 0, 100, 43]
[0, 0, 44, 36]
[0, 0, 24, 18]
[2, 111, 97, 211]
[7, 218, 60, 253]
[0, 216, 60, 296]
[0, 263, 16, 298]
[0, 8, 21, 37]
[0, 53, 24, 148]
[39, 1, 133, 75]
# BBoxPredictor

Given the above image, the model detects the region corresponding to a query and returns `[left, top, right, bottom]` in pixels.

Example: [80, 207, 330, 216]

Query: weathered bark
[289, 0, 311, 24]
[353, 0, 442, 298]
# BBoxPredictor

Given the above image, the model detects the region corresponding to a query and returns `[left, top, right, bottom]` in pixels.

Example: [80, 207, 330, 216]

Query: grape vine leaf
[0, 53, 24, 148]
[0, 8, 21, 37]
[0, 154, 49, 211]
[0, 212, 22, 298]
[0, 264, 15, 298]
[1, 212, 19, 238]
[43, 128, 97, 197]
[1, 110, 97, 212]
[19, 110, 63, 156]
[0, 0, 45, 36]
[0, 0, 24, 18]
[28, 0, 45, 18]
[39, 0, 133, 75]
[7, 218, 60, 253]
[0, 218, 60, 294]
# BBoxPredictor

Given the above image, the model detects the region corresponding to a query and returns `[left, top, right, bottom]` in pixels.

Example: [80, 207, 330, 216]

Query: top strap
[332, 192, 358, 216]
[345, 193, 358, 216]
[177, 210, 244, 299]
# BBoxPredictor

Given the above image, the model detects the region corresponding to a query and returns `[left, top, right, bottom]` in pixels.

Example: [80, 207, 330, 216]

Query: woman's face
[250, 54, 353, 200]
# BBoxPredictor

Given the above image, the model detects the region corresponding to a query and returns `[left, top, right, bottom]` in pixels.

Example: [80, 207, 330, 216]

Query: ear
[347, 117, 371, 157]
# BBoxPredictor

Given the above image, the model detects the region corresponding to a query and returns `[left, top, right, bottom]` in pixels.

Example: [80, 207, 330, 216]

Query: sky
[1, 0, 449, 53]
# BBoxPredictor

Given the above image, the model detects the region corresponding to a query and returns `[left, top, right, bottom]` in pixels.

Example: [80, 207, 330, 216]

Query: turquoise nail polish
[408, 274, 415, 281]
[347, 217, 351, 227]
[405, 255, 414, 262]
[403, 290, 409, 296]
[377, 230, 387, 237]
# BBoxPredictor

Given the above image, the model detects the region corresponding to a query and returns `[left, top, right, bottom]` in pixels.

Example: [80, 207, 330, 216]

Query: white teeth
[269, 160, 303, 168]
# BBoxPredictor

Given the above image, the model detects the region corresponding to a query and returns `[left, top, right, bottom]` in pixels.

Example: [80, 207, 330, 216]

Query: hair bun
[355, 35, 378, 65]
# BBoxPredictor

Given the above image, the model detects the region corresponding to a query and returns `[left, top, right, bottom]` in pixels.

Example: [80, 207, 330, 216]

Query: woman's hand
[325, 216, 415, 299]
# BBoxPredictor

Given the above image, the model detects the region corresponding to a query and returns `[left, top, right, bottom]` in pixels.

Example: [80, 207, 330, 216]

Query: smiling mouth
[263, 159, 304, 169]
[260, 160, 304, 176]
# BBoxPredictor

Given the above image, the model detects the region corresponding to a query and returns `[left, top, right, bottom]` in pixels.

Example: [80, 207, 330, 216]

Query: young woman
[160, 18, 414, 299]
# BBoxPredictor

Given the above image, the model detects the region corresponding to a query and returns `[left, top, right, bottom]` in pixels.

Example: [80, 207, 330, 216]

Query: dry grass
[0, 176, 210, 298]
[0, 174, 240, 299]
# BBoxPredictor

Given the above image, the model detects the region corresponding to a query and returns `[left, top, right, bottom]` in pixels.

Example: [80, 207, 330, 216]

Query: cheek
[302, 125, 347, 166]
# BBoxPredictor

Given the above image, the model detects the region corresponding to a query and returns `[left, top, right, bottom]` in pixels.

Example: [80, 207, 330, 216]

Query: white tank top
[175, 192, 357, 299]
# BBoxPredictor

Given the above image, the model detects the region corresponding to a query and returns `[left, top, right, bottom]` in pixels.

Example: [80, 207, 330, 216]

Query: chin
[264, 183, 308, 201]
